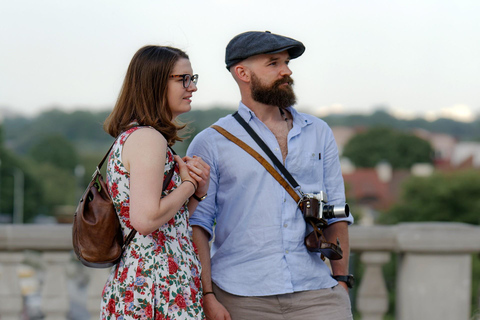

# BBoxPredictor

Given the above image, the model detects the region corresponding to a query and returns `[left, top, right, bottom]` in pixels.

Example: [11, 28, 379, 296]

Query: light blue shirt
[187, 102, 354, 296]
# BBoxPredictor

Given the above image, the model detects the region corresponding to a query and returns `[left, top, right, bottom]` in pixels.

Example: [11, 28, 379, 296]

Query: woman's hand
[183, 155, 210, 198]
[174, 155, 198, 191]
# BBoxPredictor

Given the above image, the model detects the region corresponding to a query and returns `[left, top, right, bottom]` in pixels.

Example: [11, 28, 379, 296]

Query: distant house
[342, 163, 411, 212]
[332, 126, 479, 223]
[451, 142, 480, 169]
[331, 126, 357, 156]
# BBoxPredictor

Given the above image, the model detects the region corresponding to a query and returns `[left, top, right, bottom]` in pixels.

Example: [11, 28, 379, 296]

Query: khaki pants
[213, 283, 353, 320]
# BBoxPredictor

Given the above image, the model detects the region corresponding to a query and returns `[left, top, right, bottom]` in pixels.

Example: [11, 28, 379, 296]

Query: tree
[342, 127, 433, 169]
[379, 170, 480, 225]
[28, 134, 78, 171]
[0, 127, 45, 222]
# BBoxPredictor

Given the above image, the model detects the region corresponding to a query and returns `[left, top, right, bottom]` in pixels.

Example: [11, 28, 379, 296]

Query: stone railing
[1, 222, 480, 320]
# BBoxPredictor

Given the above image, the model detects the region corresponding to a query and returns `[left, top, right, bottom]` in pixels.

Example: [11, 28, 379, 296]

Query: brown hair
[104, 45, 189, 145]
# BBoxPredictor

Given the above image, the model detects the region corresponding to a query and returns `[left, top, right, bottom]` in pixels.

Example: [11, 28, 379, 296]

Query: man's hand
[204, 294, 231, 320]
[337, 280, 349, 292]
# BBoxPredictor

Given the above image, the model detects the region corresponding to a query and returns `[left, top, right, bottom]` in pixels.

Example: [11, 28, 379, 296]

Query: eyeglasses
[169, 74, 199, 88]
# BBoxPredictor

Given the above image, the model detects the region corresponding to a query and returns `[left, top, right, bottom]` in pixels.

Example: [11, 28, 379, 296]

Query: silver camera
[300, 191, 350, 222]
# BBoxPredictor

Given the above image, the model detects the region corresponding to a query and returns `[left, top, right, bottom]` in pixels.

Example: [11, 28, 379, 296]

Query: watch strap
[192, 193, 207, 202]
[333, 275, 354, 288]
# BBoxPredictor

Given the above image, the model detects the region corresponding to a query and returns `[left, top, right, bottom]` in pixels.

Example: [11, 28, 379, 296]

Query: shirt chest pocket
[287, 151, 323, 184]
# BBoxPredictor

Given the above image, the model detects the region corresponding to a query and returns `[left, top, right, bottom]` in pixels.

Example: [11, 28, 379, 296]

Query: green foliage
[342, 127, 433, 169]
[4, 108, 112, 154]
[28, 161, 77, 210]
[175, 107, 235, 156]
[1, 107, 478, 224]
[28, 134, 78, 171]
[0, 124, 4, 149]
[322, 109, 480, 141]
[0, 147, 44, 222]
[379, 170, 480, 225]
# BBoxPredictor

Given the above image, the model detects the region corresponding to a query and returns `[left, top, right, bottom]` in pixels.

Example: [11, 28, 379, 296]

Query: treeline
[322, 109, 480, 141]
[4, 108, 479, 157]
[0, 106, 478, 222]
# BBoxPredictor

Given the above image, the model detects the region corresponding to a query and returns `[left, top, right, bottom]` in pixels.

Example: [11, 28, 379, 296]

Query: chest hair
[267, 121, 292, 163]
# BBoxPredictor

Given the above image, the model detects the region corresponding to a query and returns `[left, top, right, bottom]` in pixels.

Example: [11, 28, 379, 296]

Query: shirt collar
[237, 101, 312, 128]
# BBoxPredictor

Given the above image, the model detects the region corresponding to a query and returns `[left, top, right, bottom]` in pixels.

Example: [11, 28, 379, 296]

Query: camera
[299, 191, 350, 225]
[300, 191, 350, 259]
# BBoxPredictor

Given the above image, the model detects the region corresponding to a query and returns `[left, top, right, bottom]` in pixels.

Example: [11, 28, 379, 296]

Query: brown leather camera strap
[211, 125, 301, 203]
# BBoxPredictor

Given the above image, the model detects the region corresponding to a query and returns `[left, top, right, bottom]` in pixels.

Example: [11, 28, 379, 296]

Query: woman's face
[167, 58, 197, 120]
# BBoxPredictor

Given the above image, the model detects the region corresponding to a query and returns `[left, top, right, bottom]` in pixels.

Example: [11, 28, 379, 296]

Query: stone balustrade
[1, 222, 480, 320]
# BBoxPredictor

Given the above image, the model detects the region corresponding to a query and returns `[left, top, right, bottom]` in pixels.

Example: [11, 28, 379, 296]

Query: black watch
[333, 275, 355, 289]
[192, 193, 207, 202]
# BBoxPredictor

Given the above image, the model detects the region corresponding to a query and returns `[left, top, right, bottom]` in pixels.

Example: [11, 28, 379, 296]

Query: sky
[1, 0, 479, 122]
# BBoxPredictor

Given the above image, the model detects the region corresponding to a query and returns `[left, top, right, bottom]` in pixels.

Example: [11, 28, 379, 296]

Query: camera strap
[210, 112, 303, 203]
[211, 120, 343, 260]
[232, 111, 302, 191]
[211, 124, 301, 203]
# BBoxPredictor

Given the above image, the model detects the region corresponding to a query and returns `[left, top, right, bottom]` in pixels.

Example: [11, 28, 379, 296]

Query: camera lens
[322, 204, 350, 219]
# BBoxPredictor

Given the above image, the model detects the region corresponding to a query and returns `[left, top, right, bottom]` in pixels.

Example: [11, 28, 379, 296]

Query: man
[187, 31, 354, 320]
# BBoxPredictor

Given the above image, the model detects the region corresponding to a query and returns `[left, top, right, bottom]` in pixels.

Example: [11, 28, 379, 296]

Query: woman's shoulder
[122, 127, 167, 156]
[124, 126, 165, 143]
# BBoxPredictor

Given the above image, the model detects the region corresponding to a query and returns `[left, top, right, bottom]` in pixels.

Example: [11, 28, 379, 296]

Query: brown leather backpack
[72, 141, 175, 268]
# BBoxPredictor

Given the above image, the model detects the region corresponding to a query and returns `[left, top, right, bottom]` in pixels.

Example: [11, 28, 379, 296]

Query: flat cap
[225, 31, 305, 69]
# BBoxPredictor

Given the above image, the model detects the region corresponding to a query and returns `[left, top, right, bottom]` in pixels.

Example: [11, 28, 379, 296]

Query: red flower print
[167, 179, 175, 190]
[120, 203, 129, 217]
[125, 290, 134, 303]
[114, 164, 123, 175]
[157, 232, 166, 247]
[119, 267, 128, 282]
[136, 265, 142, 277]
[194, 277, 201, 289]
[107, 298, 116, 314]
[131, 249, 139, 259]
[168, 218, 175, 226]
[155, 313, 170, 320]
[163, 290, 169, 302]
[145, 304, 153, 318]
[125, 127, 137, 136]
[168, 257, 178, 275]
[111, 182, 119, 198]
[191, 288, 197, 303]
[175, 294, 187, 309]
[192, 241, 199, 255]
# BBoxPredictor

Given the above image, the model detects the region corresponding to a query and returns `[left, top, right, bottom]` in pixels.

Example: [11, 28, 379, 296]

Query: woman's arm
[123, 128, 197, 235]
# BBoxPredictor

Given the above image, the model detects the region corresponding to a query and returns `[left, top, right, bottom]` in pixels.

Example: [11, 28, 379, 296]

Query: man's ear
[233, 64, 250, 83]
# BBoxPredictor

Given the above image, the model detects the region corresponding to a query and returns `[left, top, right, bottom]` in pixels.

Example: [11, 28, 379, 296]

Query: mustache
[273, 76, 294, 88]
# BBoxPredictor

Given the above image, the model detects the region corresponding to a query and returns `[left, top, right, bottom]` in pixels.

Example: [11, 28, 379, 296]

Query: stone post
[87, 267, 111, 319]
[356, 252, 390, 320]
[0, 252, 24, 320]
[396, 223, 480, 320]
[41, 252, 70, 320]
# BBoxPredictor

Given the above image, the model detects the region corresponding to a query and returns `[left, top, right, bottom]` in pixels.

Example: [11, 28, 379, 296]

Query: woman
[100, 45, 210, 320]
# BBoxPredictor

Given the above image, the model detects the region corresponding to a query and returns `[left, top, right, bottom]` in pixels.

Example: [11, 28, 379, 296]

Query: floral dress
[100, 126, 205, 320]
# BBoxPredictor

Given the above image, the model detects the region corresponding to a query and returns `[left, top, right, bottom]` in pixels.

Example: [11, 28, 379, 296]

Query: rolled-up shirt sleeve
[187, 129, 218, 240]
[322, 126, 354, 226]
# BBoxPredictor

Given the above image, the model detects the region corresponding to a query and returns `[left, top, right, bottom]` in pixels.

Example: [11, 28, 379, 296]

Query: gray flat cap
[225, 31, 305, 69]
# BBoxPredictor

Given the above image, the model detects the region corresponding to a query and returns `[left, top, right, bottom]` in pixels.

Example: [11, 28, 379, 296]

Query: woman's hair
[104, 45, 189, 145]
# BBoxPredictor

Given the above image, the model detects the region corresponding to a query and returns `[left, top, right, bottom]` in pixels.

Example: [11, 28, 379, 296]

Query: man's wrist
[192, 193, 207, 202]
[333, 274, 355, 288]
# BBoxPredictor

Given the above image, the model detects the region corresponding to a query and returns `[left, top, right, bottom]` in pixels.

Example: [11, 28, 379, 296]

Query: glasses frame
[169, 74, 199, 88]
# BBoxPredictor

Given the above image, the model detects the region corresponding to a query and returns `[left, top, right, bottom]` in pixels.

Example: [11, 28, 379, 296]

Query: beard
[250, 73, 296, 109]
